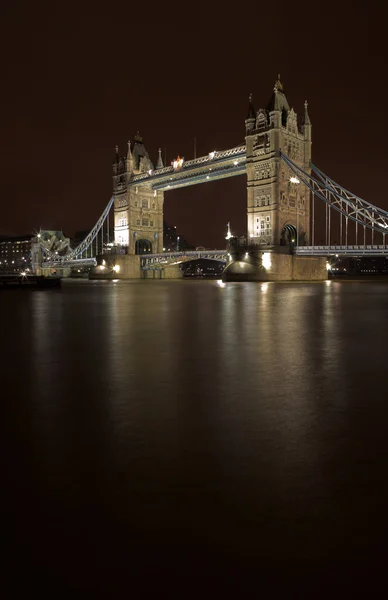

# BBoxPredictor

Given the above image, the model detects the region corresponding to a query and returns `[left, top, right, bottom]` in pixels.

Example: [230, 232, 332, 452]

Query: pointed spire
[156, 148, 164, 169]
[274, 73, 283, 92]
[127, 140, 133, 173]
[134, 130, 143, 143]
[113, 145, 120, 166]
[247, 93, 255, 120]
[303, 100, 311, 126]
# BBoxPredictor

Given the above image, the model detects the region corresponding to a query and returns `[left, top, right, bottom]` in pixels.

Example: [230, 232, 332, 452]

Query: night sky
[1, 1, 387, 248]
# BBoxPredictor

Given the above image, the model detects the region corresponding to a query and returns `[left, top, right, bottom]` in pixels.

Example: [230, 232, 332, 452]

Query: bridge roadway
[140, 250, 227, 269]
[130, 146, 247, 191]
[295, 245, 388, 257]
[40, 246, 388, 270]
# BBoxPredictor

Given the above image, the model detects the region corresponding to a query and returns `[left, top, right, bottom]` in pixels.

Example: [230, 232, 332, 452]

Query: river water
[1, 279, 388, 594]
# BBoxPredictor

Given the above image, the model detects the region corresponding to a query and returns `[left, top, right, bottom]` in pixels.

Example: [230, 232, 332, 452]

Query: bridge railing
[130, 145, 246, 184]
[296, 245, 388, 256]
[140, 250, 227, 268]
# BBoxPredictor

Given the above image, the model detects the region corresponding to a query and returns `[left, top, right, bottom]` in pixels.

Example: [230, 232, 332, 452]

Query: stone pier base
[89, 255, 184, 280]
[223, 251, 327, 282]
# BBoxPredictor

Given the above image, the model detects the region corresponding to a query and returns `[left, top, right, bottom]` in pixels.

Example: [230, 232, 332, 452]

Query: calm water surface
[1, 279, 388, 594]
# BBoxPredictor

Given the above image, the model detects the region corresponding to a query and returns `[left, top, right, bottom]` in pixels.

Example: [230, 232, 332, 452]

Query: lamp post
[290, 176, 300, 247]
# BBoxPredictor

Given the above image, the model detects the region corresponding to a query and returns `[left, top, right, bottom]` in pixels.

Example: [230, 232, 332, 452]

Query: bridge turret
[156, 148, 164, 169]
[245, 93, 256, 135]
[302, 100, 312, 167]
[112, 146, 127, 193]
[131, 132, 154, 174]
[127, 140, 134, 174]
[266, 75, 290, 130]
[245, 76, 311, 248]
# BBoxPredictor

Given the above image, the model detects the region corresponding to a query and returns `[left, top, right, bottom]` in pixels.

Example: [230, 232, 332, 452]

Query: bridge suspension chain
[281, 153, 388, 240]
[41, 196, 114, 265]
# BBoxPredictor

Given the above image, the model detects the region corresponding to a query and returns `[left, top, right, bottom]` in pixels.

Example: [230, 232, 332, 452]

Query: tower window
[141, 199, 149, 209]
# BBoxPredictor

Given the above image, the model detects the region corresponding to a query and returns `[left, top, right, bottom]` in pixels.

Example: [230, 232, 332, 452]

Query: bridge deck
[296, 246, 388, 256]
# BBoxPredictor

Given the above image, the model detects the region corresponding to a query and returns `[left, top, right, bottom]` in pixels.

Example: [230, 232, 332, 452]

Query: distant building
[163, 221, 192, 252]
[0, 235, 32, 269]
[332, 256, 388, 275]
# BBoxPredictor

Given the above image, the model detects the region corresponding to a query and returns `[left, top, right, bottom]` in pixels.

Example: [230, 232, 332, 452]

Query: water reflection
[2, 279, 388, 588]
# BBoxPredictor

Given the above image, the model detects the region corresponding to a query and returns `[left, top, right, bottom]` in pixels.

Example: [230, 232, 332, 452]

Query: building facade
[113, 134, 164, 254]
[0, 235, 31, 269]
[113, 78, 312, 255]
[245, 76, 312, 247]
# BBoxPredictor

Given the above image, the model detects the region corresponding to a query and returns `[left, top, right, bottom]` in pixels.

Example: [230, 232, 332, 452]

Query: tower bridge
[31, 75, 388, 281]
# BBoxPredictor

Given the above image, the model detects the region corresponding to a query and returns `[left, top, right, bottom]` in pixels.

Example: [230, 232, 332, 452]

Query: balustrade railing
[130, 145, 246, 184]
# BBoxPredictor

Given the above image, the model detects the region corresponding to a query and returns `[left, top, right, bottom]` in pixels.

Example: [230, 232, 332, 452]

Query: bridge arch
[281, 223, 298, 246]
[135, 239, 152, 254]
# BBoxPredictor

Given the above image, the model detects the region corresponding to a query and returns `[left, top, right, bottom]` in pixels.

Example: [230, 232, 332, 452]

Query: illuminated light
[326, 262, 331, 271]
[290, 176, 300, 184]
[335, 254, 339, 257]
[262, 252, 271, 270]
[245, 252, 249, 258]
[167, 185, 170, 188]
[234, 161, 238, 166]
[261, 283, 268, 293]
[113, 265, 120, 273]
[99, 265, 105, 270]
[163, 247, 166, 251]
[227, 253, 231, 257]
[217, 280, 226, 287]
[21, 272, 26, 277]
[148, 169, 153, 175]
[206, 175, 209, 180]
[172, 156, 184, 170]
[250, 233, 254, 239]
[209, 151, 215, 160]
[102, 259, 106, 266]
[37, 234, 41, 238]
[326, 280, 332, 286]
[112, 279, 119, 283]
[153, 190, 156, 197]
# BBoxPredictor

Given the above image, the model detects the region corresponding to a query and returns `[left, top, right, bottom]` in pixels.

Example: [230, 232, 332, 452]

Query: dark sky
[1, 1, 387, 248]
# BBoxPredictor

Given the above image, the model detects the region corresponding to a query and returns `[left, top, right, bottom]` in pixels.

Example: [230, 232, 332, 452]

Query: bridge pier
[223, 249, 327, 282]
[89, 254, 141, 279]
[89, 254, 185, 280]
[142, 264, 184, 279]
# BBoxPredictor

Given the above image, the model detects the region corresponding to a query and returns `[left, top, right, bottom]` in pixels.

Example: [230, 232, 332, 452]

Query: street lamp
[290, 176, 300, 247]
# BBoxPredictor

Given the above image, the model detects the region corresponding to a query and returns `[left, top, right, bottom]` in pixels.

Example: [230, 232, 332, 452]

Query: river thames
[1, 279, 388, 595]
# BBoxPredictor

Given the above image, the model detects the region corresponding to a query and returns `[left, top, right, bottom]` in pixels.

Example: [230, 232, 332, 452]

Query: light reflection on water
[1, 279, 388, 590]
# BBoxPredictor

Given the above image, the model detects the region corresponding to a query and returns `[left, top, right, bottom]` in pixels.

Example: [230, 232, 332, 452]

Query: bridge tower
[245, 76, 312, 249]
[113, 134, 164, 254]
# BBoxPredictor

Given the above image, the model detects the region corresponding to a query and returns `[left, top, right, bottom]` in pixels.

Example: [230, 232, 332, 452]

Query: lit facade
[245, 76, 312, 247]
[113, 135, 164, 254]
[0, 236, 31, 269]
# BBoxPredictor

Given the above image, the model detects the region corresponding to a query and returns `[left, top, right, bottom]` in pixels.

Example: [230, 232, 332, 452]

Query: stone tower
[245, 76, 312, 249]
[113, 134, 164, 254]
